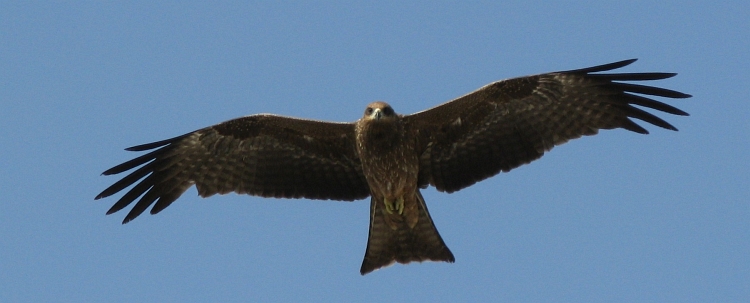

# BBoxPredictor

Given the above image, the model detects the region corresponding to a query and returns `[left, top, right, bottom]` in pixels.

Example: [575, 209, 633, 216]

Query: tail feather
[360, 190, 455, 275]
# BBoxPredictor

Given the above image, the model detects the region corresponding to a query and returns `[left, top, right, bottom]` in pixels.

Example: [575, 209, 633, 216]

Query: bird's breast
[356, 126, 419, 199]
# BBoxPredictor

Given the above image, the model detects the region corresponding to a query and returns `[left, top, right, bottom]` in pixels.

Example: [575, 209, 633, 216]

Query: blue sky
[1, 1, 748, 302]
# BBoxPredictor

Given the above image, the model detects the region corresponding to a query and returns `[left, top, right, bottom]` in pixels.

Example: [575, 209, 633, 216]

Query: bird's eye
[382, 107, 394, 116]
[365, 108, 373, 115]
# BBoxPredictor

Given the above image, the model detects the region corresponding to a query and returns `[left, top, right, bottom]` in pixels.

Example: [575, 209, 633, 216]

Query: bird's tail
[360, 190, 455, 275]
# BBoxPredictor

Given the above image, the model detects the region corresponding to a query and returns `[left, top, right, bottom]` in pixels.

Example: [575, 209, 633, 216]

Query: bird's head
[363, 101, 397, 122]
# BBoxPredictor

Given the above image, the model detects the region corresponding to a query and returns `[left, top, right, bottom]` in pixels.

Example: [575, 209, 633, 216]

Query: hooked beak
[371, 108, 382, 120]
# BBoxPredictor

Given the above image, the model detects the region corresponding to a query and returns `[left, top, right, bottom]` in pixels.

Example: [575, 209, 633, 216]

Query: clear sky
[1, 1, 748, 302]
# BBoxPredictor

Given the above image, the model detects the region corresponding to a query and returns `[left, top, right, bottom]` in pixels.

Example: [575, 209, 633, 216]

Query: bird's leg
[395, 197, 404, 215]
[383, 197, 405, 215]
[384, 198, 394, 214]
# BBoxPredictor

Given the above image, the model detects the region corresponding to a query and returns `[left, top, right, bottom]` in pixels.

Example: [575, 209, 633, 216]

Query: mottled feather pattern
[191, 129, 365, 199]
[360, 191, 454, 274]
[97, 116, 370, 224]
[412, 59, 690, 193]
[98, 59, 690, 274]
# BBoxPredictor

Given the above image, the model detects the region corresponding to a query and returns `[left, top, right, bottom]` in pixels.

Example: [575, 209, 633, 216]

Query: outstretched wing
[96, 115, 370, 223]
[407, 59, 691, 193]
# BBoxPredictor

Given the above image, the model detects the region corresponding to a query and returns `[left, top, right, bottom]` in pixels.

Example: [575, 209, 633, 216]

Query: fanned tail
[360, 190, 455, 275]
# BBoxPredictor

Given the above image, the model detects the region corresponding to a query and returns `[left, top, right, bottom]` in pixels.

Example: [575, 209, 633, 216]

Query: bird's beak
[371, 108, 382, 120]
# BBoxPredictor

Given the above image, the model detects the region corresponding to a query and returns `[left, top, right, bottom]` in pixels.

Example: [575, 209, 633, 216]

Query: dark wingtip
[125, 134, 187, 151]
[622, 120, 649, 134]
[588, 72, 678, 81]
[100, 207, 130, 224]
[669, 107, 690, 117]
[95, 187, 115, 201]
[106, 202, 124, 216]
[565, 59, 638, 74]
[125, 140, 168, 152]
[661, 122, 679, 132]
[120, 209, 140, 224]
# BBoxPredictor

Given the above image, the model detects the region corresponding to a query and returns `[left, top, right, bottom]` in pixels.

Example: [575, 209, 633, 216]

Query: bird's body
[355, 101, 454, 273]
[97, 59, 690, 274]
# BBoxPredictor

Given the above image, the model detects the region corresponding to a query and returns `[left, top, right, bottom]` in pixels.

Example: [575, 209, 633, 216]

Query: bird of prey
[96, 59, 690, 275]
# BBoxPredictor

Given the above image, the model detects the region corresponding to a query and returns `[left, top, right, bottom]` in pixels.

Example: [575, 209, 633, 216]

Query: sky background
[1, 1, 748, 302]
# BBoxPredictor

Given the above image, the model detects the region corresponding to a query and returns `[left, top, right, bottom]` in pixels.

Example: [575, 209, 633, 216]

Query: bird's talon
[384, 198, 394, 214]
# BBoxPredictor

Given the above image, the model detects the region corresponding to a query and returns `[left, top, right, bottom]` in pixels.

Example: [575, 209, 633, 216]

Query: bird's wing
[406, 59, 691, 193]
[96, 114, 370, 223]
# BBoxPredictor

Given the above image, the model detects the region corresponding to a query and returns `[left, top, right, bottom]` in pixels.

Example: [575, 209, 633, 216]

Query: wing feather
[96, 115, 370, 223]
[408, 59, 691, 193]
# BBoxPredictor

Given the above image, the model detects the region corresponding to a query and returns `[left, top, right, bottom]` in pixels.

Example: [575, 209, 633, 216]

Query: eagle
[96, 59, 690, 275]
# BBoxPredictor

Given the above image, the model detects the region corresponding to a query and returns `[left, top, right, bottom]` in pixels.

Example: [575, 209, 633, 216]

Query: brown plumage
[96, 59, 690, 274]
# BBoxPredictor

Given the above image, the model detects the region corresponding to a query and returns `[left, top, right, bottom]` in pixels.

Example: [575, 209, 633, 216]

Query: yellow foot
[395, 197, 404, 215]
[384, 197, 404, 215]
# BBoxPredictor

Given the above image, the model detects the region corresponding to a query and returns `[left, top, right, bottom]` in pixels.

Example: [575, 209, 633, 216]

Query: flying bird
[96, 59, 690, 274]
